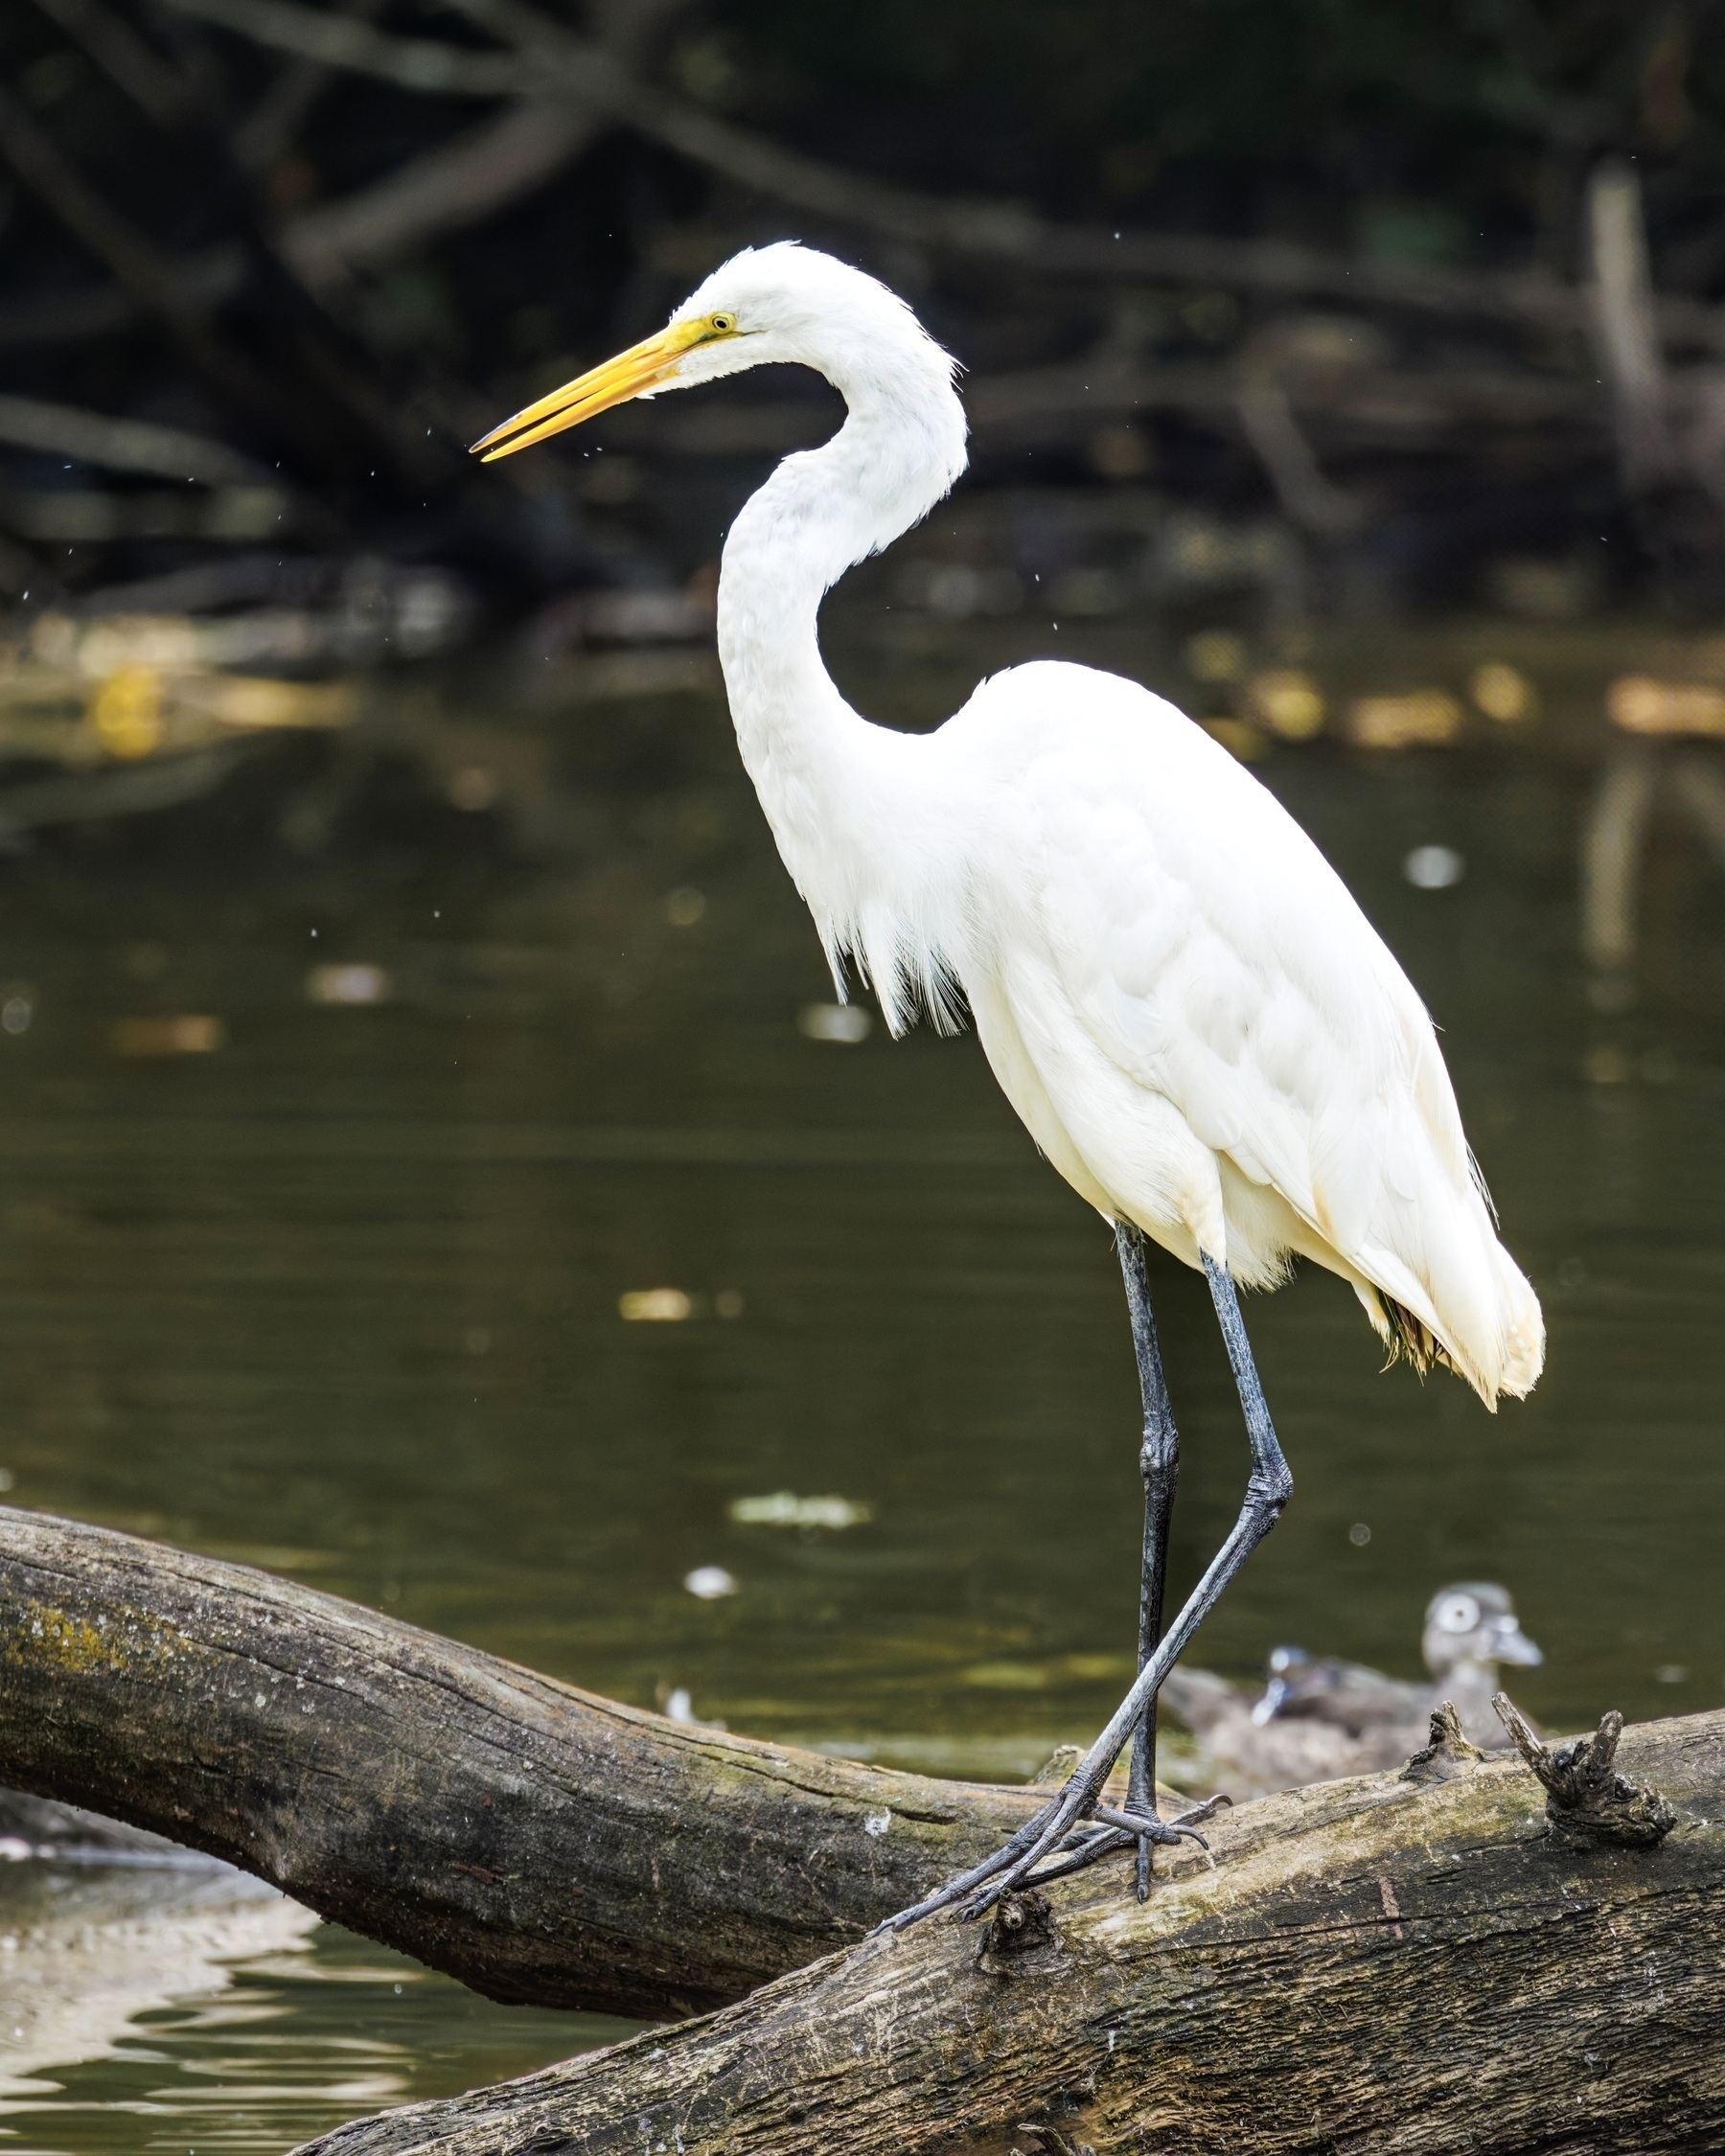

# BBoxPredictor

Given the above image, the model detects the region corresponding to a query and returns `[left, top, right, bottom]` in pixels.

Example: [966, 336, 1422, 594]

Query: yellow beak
[471, 319, 715, 462]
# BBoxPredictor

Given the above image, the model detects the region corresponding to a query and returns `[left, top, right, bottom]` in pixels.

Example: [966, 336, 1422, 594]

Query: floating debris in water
[109, 1015, 223, 1056]
[727, 1492, 874, 1529]
[1185, 630, 1247, 683]
[656, 1682, 726, 1728]
[713, 1289, 744, 1319]
[664, 887, 706, 927]
[1607, 675, 1725, 738]
[1403, 844, 1465, 889]
[1469, 661, 1536, 723]
[619, 1288, 693, 1321]
[88, 665, 163, 760]
[306, 963, 391, 1006]
[1243, 668, 1325, 740]
[1349, 1523, 1372, 1546]
[1346, 690, 1463, 750]
[797, 1002, 871, 1044]
[1, 994, 31, 1036]
[962, 1662, 1052, 1690]
[447, 767, 498, 812]
[683, 1566, 737, 1599]
[1656, 1664, 1690, 1685]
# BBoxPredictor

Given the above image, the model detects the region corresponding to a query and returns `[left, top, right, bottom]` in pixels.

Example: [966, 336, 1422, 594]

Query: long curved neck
[717, 355, 967, 1025]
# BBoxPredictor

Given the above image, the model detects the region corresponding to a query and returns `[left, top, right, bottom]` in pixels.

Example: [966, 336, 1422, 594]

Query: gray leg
[1117, 1223, 1180, 1899]
[885, 1249, 1290, 1931]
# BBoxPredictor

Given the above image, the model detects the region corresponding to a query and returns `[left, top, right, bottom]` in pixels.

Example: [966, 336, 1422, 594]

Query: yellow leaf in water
[1244, 669, 1325, 740]
[109, 1015, 224, 1057]
[1607, 675, 1725, 738]
[1346, 690, 1463, 750]
[88, 667, 164, 760]
[961, 1661, 1053, 1689]
[619, 1288, 692, 1321]
[1469, 661, 1537, 723]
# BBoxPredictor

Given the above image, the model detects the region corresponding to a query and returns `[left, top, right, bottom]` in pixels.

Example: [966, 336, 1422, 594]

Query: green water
[0, 623, 1722, 2146]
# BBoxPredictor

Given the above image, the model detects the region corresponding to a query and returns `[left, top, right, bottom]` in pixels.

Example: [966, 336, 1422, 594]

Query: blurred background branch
[5, 0, 1725, 621]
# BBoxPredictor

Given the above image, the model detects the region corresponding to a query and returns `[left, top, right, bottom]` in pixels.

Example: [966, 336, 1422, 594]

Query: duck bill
[471, 320, 708, 463]
[1495, 1623, 1543, 1667]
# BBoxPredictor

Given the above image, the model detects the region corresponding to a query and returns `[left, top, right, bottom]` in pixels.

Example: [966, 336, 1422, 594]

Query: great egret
[473, 243, 1545, 1927]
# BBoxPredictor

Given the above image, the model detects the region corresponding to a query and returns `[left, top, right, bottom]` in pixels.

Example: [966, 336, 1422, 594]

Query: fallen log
[302, 1707, 1725, 2156]
[4, 1507, 1721, 2153]
[0, 1506, 1039, 2018]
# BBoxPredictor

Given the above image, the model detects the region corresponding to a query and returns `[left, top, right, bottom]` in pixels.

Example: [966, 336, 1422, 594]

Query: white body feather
[673, 244, 1542, 1407]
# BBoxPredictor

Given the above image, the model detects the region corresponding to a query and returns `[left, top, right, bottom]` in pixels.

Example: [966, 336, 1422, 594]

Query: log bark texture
[0, 1506, 1037, 2018]
[301, 1710, 1725, 2156]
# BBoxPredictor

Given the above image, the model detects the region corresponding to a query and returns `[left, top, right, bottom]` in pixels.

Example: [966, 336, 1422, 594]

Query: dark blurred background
[4, 0, 1725, 625]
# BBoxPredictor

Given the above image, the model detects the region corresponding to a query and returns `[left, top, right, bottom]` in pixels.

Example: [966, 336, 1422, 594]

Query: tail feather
[1378, 1293, 1444, 1381]
[1358, 1233, 1544, 1408]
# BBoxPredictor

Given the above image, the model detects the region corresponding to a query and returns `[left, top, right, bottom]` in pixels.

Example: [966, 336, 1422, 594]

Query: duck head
[1421, 1583, 1542, 1678]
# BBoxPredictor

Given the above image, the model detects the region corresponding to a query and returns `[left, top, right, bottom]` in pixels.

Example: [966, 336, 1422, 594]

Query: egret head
[1420, 1582, 1542, 1677]
[472, 242, 956, 463]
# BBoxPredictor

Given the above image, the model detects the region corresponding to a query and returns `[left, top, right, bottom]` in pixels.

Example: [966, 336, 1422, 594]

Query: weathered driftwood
[0, 1506, 1039, 2018]
[4, 1507, 1721, 2154]
[300, 1707, 1721, 2156]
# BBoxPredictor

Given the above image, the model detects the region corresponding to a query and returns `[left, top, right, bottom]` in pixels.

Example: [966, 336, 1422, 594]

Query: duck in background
[1160, 1583, 1543, 1800]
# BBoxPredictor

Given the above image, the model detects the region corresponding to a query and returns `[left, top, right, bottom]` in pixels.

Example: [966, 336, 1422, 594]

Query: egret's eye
[1436, 1594, 1480, 1634]
[708, 313, 736, 334]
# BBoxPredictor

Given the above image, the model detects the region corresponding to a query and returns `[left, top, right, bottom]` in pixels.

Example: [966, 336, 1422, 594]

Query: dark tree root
[1494, 1692, 1676, 1850]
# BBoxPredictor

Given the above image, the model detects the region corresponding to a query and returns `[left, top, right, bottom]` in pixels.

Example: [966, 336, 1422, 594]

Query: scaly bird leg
[1117, 1222, 1180, 1899]
[884, 1250, 1288, 1932]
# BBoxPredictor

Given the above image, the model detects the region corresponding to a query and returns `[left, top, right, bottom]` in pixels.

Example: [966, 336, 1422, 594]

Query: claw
[1093, 1803, 1208, 1848]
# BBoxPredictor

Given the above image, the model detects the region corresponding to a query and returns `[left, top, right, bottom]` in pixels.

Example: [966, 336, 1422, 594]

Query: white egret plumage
[473, 243, 1545, 1925]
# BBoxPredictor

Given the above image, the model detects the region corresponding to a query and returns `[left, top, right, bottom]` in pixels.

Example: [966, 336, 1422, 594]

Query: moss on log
[300, 1710, 1725, 2156]
[0, 1506, 1038, 2018]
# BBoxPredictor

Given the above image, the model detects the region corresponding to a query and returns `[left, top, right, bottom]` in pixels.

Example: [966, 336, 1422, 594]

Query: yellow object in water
[88, 666, 164, 760]
[109, 1014, 224, 1057]
[1469, 661, 1537, 724]
[618, 1288, 693, 1322]
[1244, 669, 1325, 740]
[1346, 689, 1463, 750]
[1607, 675, 1725, 738]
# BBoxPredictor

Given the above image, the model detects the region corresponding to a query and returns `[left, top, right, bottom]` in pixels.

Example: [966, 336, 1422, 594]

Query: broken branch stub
[1399, 1697, 1486, 1784]
[1494, 1691, 1676, 1849]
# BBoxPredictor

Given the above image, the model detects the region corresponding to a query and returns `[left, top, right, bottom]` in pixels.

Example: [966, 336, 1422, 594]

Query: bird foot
[880, 1789, 1229, 1934]
[964, 1795, 1229, 1915]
